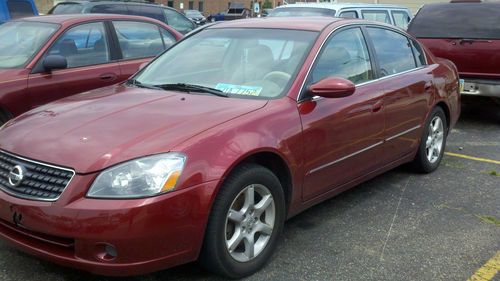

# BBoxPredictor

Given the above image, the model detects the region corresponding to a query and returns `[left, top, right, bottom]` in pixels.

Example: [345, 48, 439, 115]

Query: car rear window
[50, 3, 84, 14]
[408, 3, 500, 39]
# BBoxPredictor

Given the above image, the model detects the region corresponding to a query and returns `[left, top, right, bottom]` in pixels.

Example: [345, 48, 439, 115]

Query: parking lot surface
[0, 96, 498, 281]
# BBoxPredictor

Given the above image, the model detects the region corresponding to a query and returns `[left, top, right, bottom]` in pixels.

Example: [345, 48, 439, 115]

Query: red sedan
[0, 17, 460, 278]
[0, 14, 182, 125]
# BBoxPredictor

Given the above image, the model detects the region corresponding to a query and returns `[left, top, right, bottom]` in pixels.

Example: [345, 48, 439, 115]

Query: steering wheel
[263, 71, 292, 86]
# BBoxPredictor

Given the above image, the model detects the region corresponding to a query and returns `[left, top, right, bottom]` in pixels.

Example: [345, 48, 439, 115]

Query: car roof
[207, 16, 379, 32]
[15, 13, 165, 25]
[54, 0, 176, 10]
[274, 2, 409, 10]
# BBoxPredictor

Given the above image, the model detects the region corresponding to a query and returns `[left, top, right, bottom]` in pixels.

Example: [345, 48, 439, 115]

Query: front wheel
[412, 107, 447, 173]
[199, 164, 285, 278]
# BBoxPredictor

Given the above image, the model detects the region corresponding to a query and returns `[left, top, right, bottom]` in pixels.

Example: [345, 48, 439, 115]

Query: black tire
[199, 163, 285, 278]
[412, 107, 448, 173]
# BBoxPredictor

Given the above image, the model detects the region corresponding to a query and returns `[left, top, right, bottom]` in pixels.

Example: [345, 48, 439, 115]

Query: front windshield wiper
[154, 83, 229, 98]
[127, 79, 162, 90]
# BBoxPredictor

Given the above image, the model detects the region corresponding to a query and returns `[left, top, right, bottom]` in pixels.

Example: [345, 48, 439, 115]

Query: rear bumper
[461, 78, 500, 97]
[0, 179, 218, 276]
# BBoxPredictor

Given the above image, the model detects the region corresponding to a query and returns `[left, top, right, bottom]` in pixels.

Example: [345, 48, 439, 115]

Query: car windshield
[50, 3, 84, 14]
[408, 3, 500, 39]
[269, 7, 336, 17]
[186, 10, 203, 17]
[0, 21, 59, 68]
[134, 28, 318, 99]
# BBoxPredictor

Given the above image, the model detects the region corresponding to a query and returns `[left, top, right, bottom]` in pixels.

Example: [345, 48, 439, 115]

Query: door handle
[100, 73, 117, 81]
[371, 100, 383, 113]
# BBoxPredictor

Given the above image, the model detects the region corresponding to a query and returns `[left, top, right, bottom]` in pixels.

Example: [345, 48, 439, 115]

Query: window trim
[31, 20, 115, 74]
[297, 23, 428, 102]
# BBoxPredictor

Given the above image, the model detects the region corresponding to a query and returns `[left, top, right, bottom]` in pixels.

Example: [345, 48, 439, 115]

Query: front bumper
[0, 174, 218, 276]
[461, 78, 500, 98]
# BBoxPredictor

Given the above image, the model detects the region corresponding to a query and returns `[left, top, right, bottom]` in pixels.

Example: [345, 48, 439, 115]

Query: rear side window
[127, 5, 165, 22]
[90, 4, 128, 14]
[367, 27, 416, 77]
[339, 11, 358, 19]
[113, 21, 168, 60]
[50, 3, 84, 14]
[408, 3, 500, 39]
[163, 8, 194, 34]
[362, 10, 391, 24]
[7, 1, 35, 19]
[392, 11, 410, 30]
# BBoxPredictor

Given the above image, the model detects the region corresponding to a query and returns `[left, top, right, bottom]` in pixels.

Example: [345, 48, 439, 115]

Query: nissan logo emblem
[8, 165, 26, 187]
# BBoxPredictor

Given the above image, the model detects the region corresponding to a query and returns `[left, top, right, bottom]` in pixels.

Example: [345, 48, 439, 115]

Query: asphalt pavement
[0, 96, 498, 281]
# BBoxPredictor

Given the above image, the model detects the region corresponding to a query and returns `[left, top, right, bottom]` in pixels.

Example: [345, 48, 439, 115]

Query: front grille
[0, 150, 75, 201]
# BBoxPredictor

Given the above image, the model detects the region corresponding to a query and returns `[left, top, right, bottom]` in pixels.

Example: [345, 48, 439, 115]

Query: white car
[269, 3, 412, 29]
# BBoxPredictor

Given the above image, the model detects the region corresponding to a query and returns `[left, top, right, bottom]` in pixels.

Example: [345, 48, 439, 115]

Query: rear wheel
[199, 164, 285, 278]
[412, 107, 447, 173]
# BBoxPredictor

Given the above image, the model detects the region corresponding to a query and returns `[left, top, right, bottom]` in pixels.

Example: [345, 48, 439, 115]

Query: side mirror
[308, 77, 355, 98]
[43, 55, 67, 72]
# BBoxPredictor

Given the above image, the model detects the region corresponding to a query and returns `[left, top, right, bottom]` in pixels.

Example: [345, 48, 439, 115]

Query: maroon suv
[408, 0, 500, 99]
[0, 14, 182, 125]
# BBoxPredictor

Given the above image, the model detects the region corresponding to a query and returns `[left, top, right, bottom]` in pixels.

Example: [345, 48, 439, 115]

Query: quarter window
[163, 8, 194, 33]
[392, 11, 410, 30]
[366, 27, 416, 76]
[362, 10, 391, 24]
[113, 21, 169, 60]
[47, 22, 110, 68]
[311, 27, 373, 84]
[410, 39, 426, 67]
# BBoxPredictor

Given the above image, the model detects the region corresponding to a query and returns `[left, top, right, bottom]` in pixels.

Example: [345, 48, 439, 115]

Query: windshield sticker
[215, 83, 263, 96]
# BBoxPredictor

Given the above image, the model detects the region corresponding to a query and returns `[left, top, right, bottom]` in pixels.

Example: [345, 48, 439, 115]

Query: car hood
[0, 85, 267, 173]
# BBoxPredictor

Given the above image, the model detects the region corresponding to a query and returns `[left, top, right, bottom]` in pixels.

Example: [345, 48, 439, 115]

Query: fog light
[95, 243, 117, 262]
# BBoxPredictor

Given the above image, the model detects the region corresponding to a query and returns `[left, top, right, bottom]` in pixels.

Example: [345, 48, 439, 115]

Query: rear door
[408, 2, 500, 80]
[365, 26, 430, 163]
[111, 20, 177, 81]
[27, 21, 121, 108]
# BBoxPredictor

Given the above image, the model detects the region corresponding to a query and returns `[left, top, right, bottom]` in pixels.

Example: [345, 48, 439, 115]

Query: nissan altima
[0, 17, 460, 278]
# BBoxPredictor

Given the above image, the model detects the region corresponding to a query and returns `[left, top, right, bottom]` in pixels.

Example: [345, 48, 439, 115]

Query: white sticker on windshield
[215, 83, 263, 96]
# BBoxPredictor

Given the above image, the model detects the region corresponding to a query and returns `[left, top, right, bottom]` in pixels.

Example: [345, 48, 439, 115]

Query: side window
[160, 29, 176, 49]
[47, 22, 110, 68]
[113, 21, 166, 59]
[163, 8, 194, 33]
[361, 10, 391, 24]
[90, 4, 128, 14]
[366, 27, 416, 76]
[311, 27, 373, 84]
[127, 5, 165, 22]
[392, 11, 410, 30]
[410, 39, 426, 67]
[339, 11, 358, 19]
[7, 1, 35, 19]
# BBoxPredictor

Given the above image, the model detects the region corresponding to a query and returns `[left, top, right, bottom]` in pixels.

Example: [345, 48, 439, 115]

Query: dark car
[0, 17, 459, 278]
[0, 0, 38, 23]
[49, 0, 196, 34]
[408, 0, 500, 100]
[0, 14, 182, 125]
[183, 9, 205, 25]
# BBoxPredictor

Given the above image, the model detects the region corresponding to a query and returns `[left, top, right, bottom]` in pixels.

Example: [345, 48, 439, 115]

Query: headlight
[87, 153, 186, 199]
